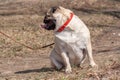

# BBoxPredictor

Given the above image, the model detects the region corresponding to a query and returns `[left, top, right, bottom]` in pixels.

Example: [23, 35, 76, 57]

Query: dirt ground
[0, 0, 120, 80]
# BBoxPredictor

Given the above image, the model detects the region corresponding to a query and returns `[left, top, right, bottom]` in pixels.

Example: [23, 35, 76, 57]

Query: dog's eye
[51, 7, 57, 13]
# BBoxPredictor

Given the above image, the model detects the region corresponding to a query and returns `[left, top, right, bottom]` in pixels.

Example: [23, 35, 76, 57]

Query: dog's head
[41, 7, 58, 30]
[41, 6, 73, 31]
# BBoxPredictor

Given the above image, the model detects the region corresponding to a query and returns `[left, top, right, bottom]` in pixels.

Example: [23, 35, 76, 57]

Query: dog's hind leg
[50, 50, 63, 70]
[86, 39, 98, 68]
[76, 49, 86, 67]
[50, 57, 63, 70]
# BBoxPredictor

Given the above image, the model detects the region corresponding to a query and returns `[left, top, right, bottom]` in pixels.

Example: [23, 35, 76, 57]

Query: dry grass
[0, 14, 54, 57]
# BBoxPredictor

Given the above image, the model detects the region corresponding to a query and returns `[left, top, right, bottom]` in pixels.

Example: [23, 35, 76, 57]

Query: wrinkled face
[41, 7, 58, 30]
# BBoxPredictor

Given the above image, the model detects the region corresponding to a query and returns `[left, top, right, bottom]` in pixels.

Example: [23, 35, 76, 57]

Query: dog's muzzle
[41, 18, 56, 30]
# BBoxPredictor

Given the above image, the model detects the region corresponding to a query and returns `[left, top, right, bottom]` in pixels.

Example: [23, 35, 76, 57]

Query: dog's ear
[51, 6, 58, 13]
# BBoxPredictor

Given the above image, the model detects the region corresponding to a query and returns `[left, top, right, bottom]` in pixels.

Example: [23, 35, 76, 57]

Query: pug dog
[41, 6, 97, 73]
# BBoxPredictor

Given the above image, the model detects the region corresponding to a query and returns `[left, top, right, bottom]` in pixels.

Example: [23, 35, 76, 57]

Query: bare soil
[0, 0, 120, 80]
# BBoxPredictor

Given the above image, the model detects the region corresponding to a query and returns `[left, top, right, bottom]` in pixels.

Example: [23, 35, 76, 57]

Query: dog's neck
[57, 13, 74, 32]
[54, 13, 74, 32]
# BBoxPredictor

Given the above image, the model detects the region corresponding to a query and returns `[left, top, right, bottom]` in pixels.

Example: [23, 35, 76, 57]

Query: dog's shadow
[15, 67, 55, 74]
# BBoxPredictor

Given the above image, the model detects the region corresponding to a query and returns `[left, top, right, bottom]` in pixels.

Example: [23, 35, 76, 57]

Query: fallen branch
[0, 31, 54, 50]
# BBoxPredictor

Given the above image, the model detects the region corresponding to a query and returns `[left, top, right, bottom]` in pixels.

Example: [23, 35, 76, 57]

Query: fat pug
[41, 6, 97, 73]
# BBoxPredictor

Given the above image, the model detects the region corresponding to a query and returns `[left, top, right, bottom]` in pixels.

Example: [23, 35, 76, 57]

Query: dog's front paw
[65, 67, 72, 73]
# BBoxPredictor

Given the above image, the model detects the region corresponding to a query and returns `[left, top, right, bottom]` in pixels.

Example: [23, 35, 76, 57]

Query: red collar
[57, 13, 74, 32]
